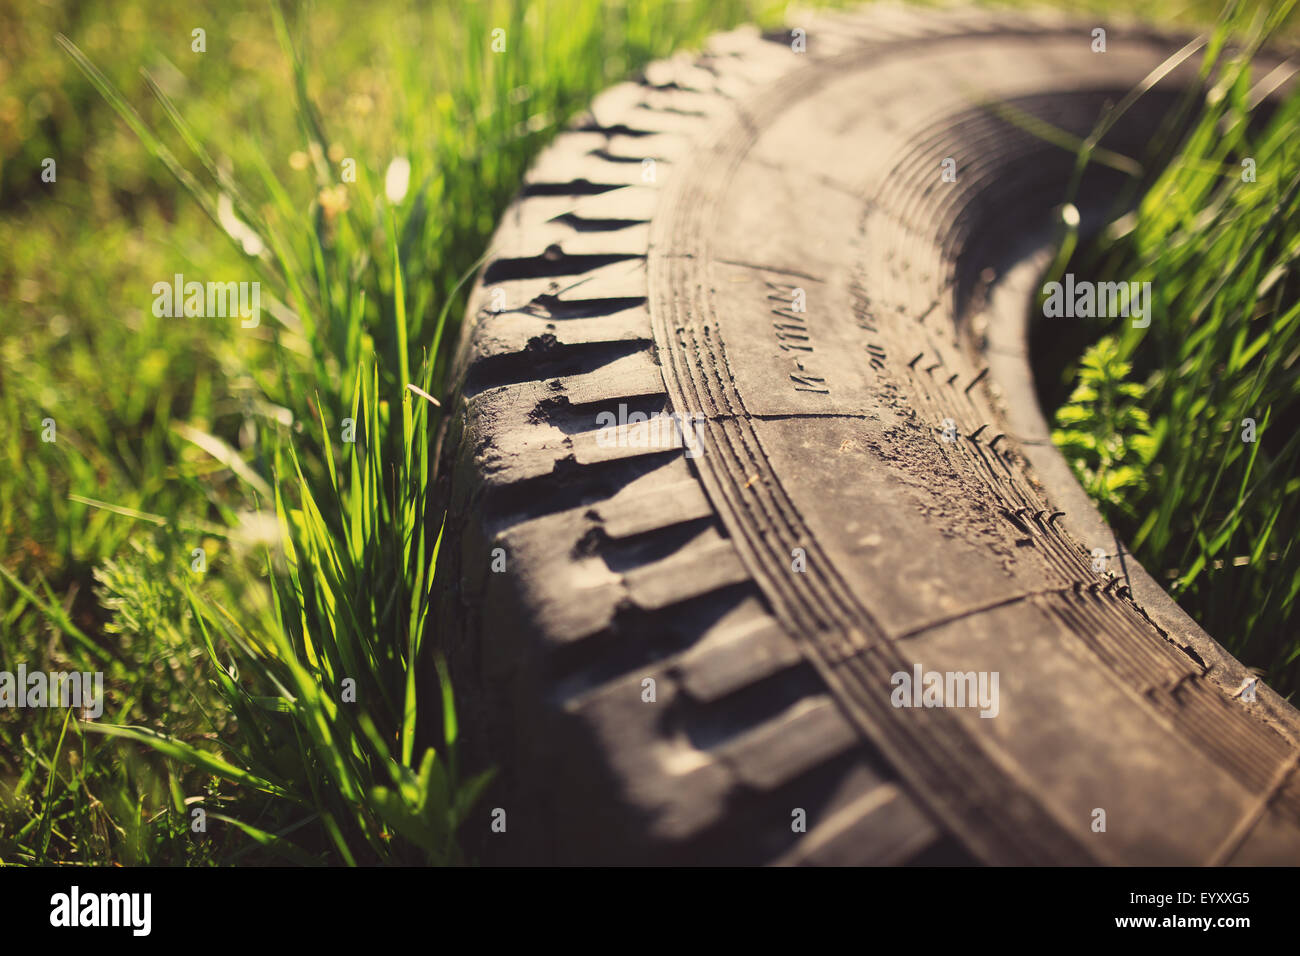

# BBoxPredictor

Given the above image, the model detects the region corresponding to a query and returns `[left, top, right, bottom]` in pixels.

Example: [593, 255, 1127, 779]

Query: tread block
[467, 306, 653, 365]
[776, 782, 942, 866]
[674, 617, 803, 703]
[593, 477, 714, 539]
[471, 258, 648, 315]
[718, 695, 860, 791]
[624, 536, 750, 610]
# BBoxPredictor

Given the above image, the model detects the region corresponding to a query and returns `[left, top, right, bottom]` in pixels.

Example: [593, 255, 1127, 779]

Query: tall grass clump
[2, 0, 805, 865]
[1052, 0, 1300, 695]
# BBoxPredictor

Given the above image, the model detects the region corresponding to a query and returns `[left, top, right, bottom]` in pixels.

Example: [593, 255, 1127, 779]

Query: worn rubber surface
[433, 4, 1300, 865]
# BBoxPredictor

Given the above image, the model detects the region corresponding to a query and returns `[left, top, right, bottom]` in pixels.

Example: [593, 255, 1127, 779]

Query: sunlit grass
[1052, 0, 1300, 695]
[0, 0, 796, 865]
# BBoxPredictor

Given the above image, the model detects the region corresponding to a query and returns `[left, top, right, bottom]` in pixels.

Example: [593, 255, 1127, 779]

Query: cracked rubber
[433, 3, 1300, 865]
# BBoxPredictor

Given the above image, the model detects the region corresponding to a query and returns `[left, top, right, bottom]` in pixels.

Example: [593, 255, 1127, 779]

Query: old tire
[433, 4, 1300, 865]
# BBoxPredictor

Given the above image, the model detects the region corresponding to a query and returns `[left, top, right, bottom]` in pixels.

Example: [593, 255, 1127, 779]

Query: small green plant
[1053, 337, 1157, 520]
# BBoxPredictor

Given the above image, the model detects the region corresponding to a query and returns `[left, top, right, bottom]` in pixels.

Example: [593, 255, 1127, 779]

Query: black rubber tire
[433, 3, 1300, 865]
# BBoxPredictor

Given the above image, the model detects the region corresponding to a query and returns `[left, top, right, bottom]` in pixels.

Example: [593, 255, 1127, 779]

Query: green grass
[1049, 0, 1300, 696]
[0, 0, 800, 865]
